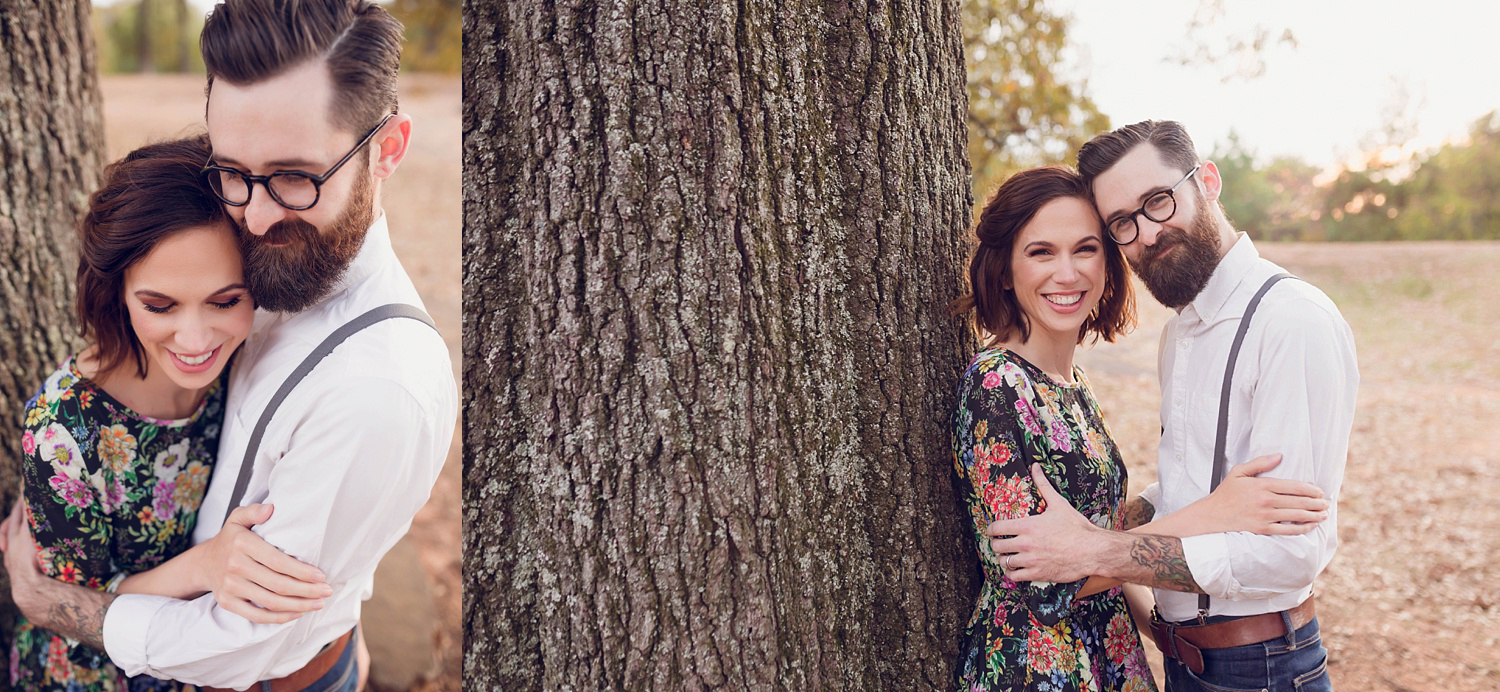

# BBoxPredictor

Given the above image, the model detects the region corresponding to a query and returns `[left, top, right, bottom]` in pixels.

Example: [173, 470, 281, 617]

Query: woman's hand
[199, 504, 331, 624]
[120, 503, 330, 624]
[1178, 454, 1329, 536]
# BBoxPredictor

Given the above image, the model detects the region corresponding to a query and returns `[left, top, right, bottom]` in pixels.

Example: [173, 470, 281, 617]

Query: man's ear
[1197, 159, 1223, 203]
[370, 113, 412, 180]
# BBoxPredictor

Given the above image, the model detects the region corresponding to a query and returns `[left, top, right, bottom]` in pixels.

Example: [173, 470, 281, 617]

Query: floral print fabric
[952, 348, 1155, 691]
[11, 355, 225, 691]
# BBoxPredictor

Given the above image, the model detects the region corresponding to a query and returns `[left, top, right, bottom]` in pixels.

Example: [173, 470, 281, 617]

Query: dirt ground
[1078, 240, 1500, 690]
[100, 73, 463, 690]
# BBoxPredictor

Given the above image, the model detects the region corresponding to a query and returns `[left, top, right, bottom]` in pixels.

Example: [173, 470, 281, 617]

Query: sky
[1049, 0, 1500, 170]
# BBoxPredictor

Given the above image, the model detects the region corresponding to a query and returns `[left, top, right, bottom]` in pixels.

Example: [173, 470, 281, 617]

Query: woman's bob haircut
[951, 165, 1134, 346]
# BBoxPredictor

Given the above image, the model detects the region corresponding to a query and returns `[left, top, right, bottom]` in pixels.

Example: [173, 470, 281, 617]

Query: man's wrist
[1086, 528, 1136, 579]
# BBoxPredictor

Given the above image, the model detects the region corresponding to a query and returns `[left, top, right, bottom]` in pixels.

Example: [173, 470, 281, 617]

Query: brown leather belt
[1147, 597, 1316, 675]
[200, 628, 353, 692]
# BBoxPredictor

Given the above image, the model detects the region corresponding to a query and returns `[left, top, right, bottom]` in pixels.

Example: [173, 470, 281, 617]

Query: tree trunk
[0, 0, 105, 634]
[136, 0, 154, 73]
[463, 0, 976, 688]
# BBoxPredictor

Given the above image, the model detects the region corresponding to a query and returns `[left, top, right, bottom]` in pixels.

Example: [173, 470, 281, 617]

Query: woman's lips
[169, 345, 221, 374]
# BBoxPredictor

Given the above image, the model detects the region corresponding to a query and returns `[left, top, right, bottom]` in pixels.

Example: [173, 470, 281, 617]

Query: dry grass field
[1078, 240, 1500, 690]
[100, 73, 462, 690]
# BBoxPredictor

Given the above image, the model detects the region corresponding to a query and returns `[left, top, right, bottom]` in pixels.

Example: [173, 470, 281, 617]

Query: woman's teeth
[1046, 293, 1081, 306]
[175, 350, 211, 365]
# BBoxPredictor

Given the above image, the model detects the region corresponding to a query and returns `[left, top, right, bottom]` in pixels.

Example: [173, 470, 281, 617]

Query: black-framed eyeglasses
[202, 113, 394, 211]
[1105, 163, 1201, 245]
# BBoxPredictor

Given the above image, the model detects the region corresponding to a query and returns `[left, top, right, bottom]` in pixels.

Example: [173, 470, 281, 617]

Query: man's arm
[1002, 298, 1357, 599]
[1121, 495, 1155, 531]
[1173, 298, 1357, 600]
[104, 363, 456, 688]
[992, 465, 1205, 593]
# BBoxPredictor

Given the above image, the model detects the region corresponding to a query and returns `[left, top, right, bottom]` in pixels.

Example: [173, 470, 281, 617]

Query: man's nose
[1136, 215, 1165, 246]
[242, 186, 287, 236]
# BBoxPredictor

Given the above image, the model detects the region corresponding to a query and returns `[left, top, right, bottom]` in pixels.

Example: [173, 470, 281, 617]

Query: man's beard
[1130, 201, 1221, 309]
[238, 170, 374, 313]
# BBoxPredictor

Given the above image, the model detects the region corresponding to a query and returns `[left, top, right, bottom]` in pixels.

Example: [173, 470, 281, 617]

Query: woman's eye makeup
[139, 293, 246, 313]
[212, 294, 245, 310]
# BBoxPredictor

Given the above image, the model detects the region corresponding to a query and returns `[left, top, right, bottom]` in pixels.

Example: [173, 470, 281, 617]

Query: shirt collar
[1184, 231, 1258, 324]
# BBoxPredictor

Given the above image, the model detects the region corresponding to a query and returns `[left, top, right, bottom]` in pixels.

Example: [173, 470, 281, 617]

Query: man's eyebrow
[210, 155, 322, 170]
[1102, 185, 1172, 222]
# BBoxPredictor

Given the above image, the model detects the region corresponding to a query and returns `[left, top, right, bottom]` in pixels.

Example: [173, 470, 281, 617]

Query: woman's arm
[1131, 453, 1328, 538]
[116, 504, 330, 622]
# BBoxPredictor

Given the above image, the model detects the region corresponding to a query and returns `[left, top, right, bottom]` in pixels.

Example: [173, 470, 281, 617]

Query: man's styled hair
[950, 166, 1135, 346]
[78, 135, 231, 379]
[200, 0, 403, 134]
[1076, 119, 1200, 184]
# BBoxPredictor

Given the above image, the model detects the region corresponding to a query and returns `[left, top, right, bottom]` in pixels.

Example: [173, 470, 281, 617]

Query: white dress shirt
[102, 214, 458, 687]
[1142, 234, 1358, 622]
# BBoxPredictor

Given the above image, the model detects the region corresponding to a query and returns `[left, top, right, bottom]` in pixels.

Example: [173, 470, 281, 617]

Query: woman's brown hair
[951, 165, 1135, 346]
[77, 134, 231, 378]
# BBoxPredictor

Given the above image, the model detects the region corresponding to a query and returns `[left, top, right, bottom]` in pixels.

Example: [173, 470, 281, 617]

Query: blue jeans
[260, 627, 360, 692]
[1163, 615, 1331, 692]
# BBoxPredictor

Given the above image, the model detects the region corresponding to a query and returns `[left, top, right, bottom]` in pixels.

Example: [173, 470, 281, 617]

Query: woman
[7, 136, 324, 690]
[949, 166, 1327, 691]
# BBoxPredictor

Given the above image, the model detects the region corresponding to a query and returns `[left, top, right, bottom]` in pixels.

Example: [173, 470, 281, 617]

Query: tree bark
[464, 0, 976, 687]
[0, 0, 105, 635]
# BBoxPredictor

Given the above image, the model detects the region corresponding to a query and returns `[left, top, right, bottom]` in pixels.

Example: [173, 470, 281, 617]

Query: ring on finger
[1004, 554, 1013, 570]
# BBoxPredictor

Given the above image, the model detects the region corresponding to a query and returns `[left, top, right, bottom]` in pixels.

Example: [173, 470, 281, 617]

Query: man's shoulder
[239, 294, 454, 418]
[1257, 274, 1349, 332]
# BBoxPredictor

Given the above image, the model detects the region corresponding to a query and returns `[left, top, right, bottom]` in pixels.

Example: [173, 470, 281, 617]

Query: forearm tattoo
[45, 593, 114, 651]
[1129, 535, 1205, 594]
[1122, 497, 1155, 531]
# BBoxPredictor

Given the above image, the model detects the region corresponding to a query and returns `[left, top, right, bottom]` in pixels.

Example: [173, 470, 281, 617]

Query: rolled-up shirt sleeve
[103, 372, 455, 688]
[1181, 297, 1358, 601]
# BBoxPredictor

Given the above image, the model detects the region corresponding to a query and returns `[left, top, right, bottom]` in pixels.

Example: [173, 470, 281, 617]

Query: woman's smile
[169, 345, 223, 372]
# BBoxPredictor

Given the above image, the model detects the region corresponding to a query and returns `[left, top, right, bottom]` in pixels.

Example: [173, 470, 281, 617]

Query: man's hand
[1, 500, 114, 650]
[985, 464, 1107, 583]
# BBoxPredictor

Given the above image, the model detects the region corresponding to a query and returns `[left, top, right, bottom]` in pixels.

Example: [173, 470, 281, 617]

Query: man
[3, 1, 457, 689]
[987, 120, 1357, 691]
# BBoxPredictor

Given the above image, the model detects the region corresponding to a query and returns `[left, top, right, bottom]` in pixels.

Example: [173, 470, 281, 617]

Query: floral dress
[11, 355, 225, 691]
[952, 348, 1155, 692]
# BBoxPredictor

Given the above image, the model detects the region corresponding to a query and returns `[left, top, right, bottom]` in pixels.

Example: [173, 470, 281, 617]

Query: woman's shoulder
[965, 347, 1038, 381]
[961, 347, 1043, 398]
[25, 354, 93, 417]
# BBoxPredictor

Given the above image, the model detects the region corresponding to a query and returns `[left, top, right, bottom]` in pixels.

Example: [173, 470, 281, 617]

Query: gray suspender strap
[1198, 272, 1294, 617]
[221, 303, 437, 526]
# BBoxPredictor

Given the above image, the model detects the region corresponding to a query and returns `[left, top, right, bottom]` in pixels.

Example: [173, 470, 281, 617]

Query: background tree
[464, 0, 978, 687]
[1393, 112, 1500, 241]
[93, 0, 203, 73]
[1210, 132, 1322, 241]
[963, 0, 1107, 202]
[0, 0, 105, 640]
[390, 0, 459, 74]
